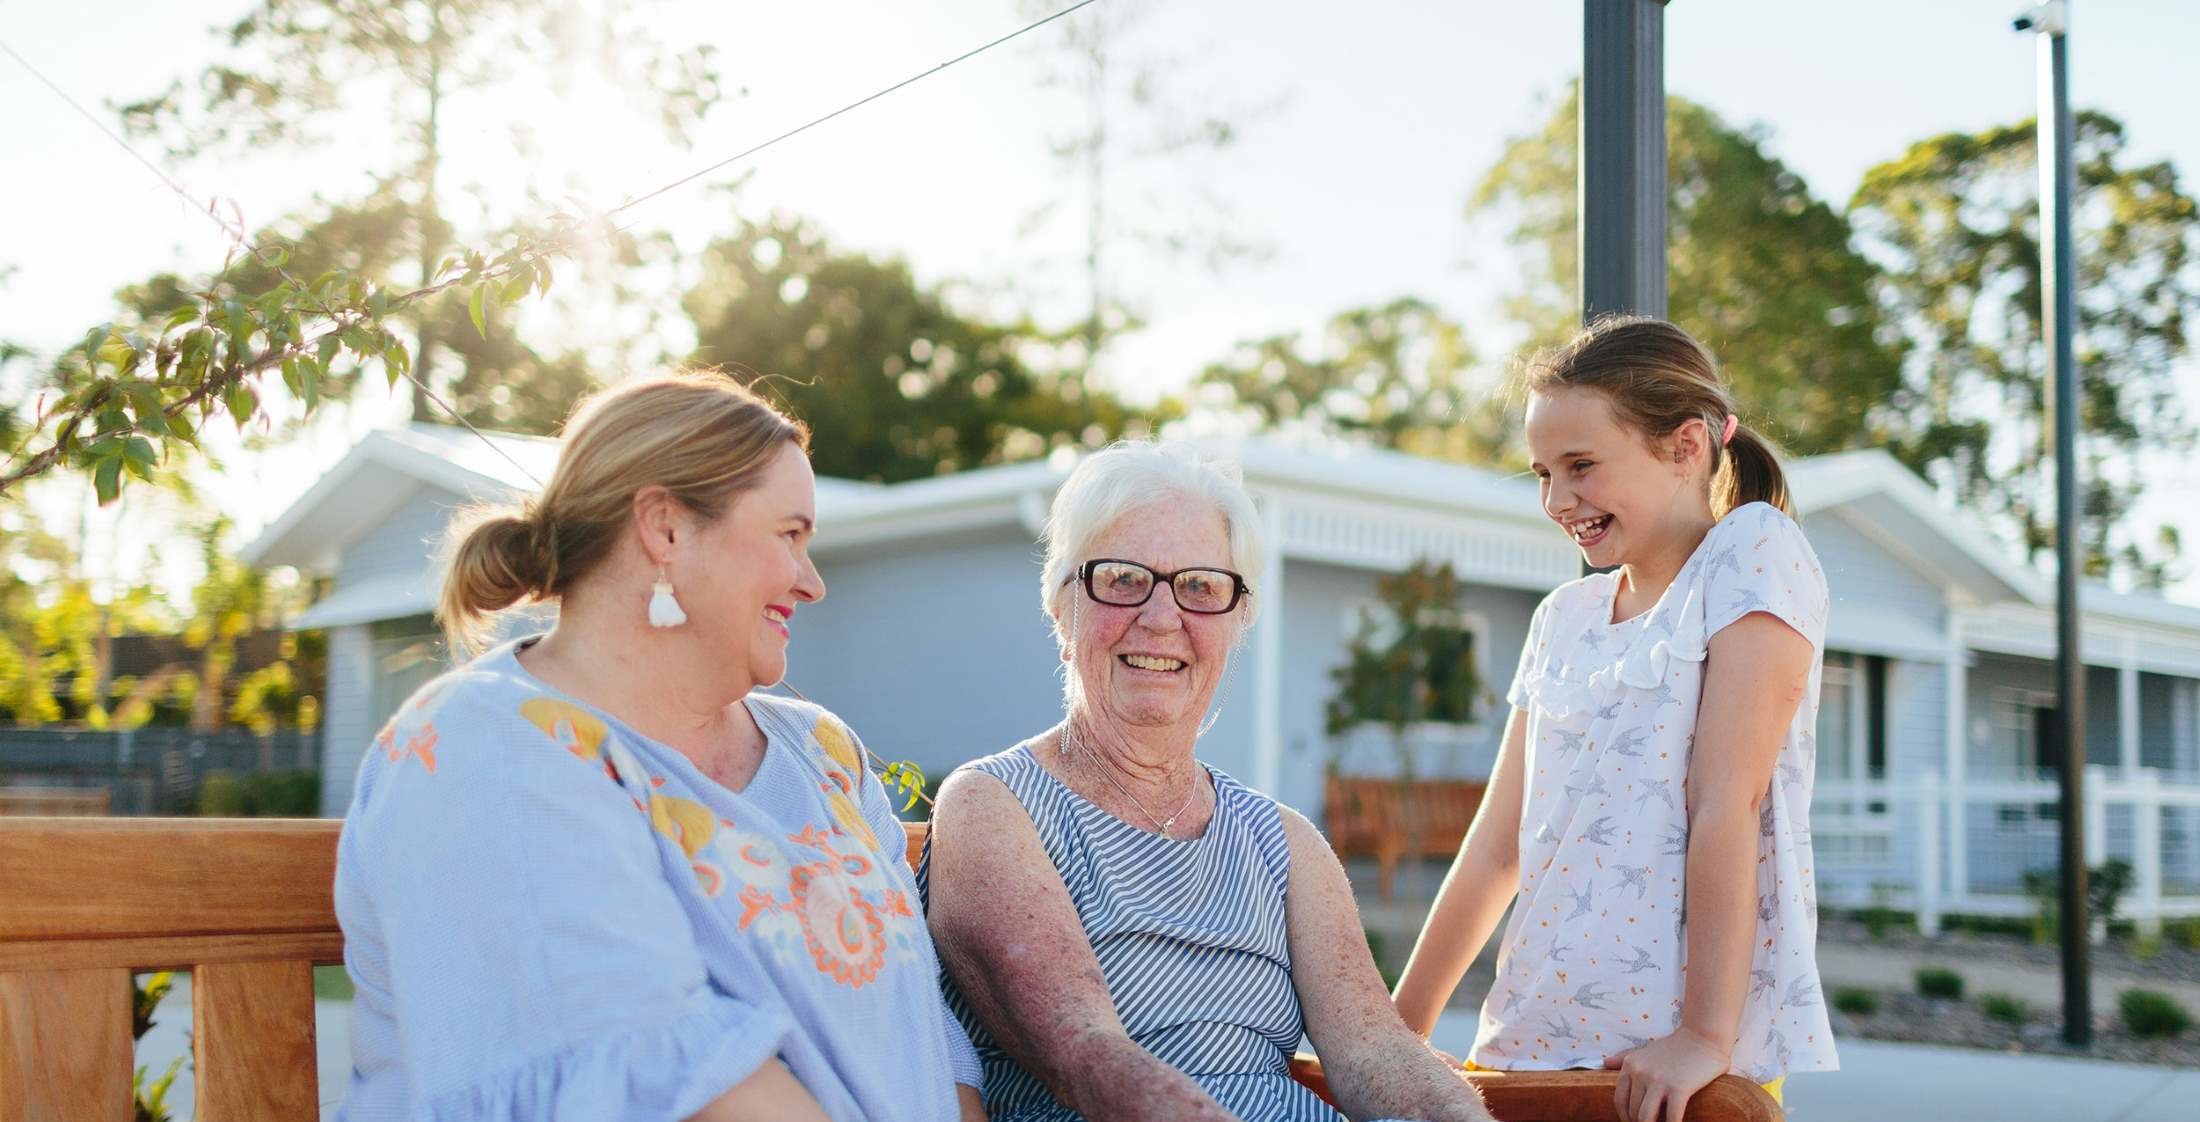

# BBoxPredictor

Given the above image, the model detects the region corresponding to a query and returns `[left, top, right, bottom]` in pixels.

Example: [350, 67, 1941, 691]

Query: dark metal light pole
[1580, 0, 1669, 322]
[2016, 0, 2090, 1047]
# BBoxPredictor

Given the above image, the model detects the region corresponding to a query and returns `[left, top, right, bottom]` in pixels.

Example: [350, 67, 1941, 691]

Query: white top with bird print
[1470, 501, 1839, 1083]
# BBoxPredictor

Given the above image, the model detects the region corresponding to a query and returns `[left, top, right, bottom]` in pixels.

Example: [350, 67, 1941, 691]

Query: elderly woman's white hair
[1039, 441, 1266, 643]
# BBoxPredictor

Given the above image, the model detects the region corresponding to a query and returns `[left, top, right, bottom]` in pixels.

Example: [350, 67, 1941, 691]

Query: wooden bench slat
[0, 819, 341, 942]
[195, 961, 321, 1122]
[0, 931, 348, 974]
[0, 967, 133, 1122]
[1289, 1054, 1781, 1122]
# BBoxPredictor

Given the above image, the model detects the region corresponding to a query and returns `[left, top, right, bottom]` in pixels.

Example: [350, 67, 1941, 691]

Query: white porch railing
[1813, 767, 2200, 937]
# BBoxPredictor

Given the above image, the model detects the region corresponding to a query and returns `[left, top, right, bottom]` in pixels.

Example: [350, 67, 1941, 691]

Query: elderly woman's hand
[1603, 1026, 1730, 1122]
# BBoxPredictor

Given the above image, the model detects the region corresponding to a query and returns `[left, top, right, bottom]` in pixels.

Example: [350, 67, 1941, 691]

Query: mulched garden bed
[1829, 991, 2200, 1068]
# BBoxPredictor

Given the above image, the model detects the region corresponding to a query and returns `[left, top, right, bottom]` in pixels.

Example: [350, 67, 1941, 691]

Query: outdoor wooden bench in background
[0, 818, 1777, 1122]
[1324, 774, 1488, 899]
[0, 786, 111, 817]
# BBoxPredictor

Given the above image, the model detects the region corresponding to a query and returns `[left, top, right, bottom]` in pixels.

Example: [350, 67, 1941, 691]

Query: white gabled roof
[248, 423, 2200, 642]
[242, 423, 879, 570]
[1787, 448, 2049, 607]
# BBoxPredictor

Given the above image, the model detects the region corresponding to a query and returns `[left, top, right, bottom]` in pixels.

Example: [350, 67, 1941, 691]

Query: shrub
[2120, 989, 2192, 1039]
[2021, 859, 2136, 943]
[246, 770, 321, 817]
[1980, 993, 2030, 1024]
[1915, 967, 1964, 1000]
[195, 770, 321, 817]
[195, 772, 251, 817]
[1832, 987, 1879, 1016]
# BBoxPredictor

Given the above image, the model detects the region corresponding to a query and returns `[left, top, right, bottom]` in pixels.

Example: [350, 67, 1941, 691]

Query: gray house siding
[319, 624, 376, 817]
[337, 486, 472, 587]
[789, 528, 1073, 785]
[1808, 514, 1948, 633]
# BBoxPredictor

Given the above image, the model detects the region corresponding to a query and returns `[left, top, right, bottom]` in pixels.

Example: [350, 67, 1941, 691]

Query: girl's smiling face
[1525, 386, 1713, 569]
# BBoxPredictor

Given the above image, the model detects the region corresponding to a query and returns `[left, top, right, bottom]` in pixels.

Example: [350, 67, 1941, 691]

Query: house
[244, 425, 2200, 935]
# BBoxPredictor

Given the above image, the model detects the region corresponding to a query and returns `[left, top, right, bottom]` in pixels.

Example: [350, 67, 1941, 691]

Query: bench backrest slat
[0, 819, 342, 949]
[194, 960, 321, 1122]
[0, 967, 134, 1122]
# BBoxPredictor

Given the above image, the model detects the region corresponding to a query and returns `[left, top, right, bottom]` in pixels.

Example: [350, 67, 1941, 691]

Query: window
[1816, 652, 1887, 817]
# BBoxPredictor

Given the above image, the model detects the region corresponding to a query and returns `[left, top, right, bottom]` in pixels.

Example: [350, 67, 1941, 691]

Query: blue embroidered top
[335, 638, 979, 1122]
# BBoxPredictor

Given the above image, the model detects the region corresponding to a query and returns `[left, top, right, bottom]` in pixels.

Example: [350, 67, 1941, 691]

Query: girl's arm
[1392, 707, 1529, 1037]
[1281, 807, 1496, 1122]
[1606, 613, 1813, 1122]
[925, 768, 1242, 1122]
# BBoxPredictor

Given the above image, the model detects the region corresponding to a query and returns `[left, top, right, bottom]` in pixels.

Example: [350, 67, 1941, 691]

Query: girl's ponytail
[1711, 420, 1792, 519]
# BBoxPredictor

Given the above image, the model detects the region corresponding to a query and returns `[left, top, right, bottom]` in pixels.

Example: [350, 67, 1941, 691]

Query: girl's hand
[1602, 1027, 1730, 1122]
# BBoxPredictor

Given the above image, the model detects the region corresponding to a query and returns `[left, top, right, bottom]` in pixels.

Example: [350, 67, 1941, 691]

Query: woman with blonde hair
[335, 372, 983, 1122]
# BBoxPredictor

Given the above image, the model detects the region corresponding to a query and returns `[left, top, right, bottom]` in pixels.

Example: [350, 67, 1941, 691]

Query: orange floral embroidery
[790, 863, 885, 988]
[376, 721, 440, 773]
[519, 698, 609, 761]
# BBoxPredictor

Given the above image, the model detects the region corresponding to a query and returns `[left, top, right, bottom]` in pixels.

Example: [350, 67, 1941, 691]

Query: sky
[2, 0, 2197, 602]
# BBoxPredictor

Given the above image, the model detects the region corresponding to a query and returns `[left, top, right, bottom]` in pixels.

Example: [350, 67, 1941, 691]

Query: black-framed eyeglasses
[1071, 558, 1250, 614]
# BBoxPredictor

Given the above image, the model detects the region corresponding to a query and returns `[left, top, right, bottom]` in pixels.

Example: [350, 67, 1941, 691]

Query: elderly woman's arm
[927, 769, 1243, 1122]
[1280, 807, 1497, 1122]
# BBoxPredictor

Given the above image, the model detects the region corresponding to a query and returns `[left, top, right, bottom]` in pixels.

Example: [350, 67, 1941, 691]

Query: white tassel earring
[648, 564, 687, 628]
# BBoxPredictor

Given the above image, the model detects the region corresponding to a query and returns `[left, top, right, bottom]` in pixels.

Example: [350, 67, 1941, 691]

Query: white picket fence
[1813, 767, 2200, 936]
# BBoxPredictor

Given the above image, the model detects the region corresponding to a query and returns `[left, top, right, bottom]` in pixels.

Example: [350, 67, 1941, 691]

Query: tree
[684, 216, 1157, 483]
[1472, 88, 1907, 459]
[1194, 298, 1511, 463]
[1849, 112, 2197, 584]
[1325, 559, 1486, 754]
[1016, 0, 1271, 368]
[115, 0, 720, 422]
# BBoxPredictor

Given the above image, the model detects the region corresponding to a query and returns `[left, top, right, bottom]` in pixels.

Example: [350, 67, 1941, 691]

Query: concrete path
[1816, 939, 2200, 1016]
[1431, 1011, 2199, 1122]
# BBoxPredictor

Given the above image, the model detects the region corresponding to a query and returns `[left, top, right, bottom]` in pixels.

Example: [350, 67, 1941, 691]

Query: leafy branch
[1, 214, 586, 504]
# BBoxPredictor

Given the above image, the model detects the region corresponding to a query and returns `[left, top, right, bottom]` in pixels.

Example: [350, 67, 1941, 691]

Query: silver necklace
[1058, 722, 1203, 840]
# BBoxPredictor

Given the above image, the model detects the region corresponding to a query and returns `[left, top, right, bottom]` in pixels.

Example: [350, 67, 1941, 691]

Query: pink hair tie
[1720, 413, 1739, 446]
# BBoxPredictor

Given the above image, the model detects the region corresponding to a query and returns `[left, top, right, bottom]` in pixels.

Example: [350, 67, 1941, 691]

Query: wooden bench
[0, 786, 111, 817]
[1325, 773, 1487, 899]
[0, 817, 1778, 1122]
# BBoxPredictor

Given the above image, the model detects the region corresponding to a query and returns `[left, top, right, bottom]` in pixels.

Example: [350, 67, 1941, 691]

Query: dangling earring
[648, 563, 687, 628]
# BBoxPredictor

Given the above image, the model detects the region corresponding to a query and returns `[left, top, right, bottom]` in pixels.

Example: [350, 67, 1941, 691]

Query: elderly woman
[921, 443, 1493, 1122]
[335, 373, 982, 1122]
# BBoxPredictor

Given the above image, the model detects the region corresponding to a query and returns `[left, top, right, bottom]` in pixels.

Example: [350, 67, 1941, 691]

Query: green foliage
[1914, 966, 1964, 999]
[1195, 299, 1506, 463]
[1326, 559, 1486, 748]
[134, 1057, 183, 1122]
[878, 760, 928, 816]
[1980, 992, 2031, 1025]
[1850, 112, 2198, 586]
[196, 770, 321, 817]
[132, 971, 180, 1122]
[1472, 88, 1906, 460]
[2118, 988, 2192, 1038]
[685, 217, 1160, 483]
[1832, 986, 1880, 1016]
[132, 971, 173, 1041]
[313, 965, 356, 1002]
[2022, 858, 2136, 943]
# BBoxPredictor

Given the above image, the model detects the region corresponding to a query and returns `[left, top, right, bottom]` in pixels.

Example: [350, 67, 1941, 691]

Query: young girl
[1393, 316, 1837, 1121]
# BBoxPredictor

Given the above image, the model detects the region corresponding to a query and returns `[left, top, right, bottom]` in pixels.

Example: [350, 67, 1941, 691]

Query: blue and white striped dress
[919, 744, 1343, 1122]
